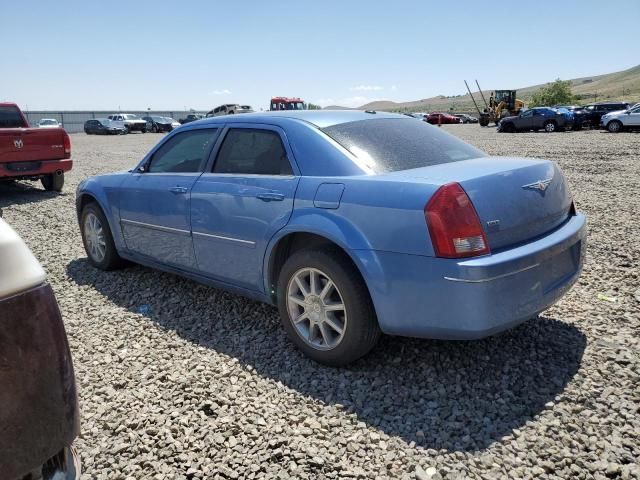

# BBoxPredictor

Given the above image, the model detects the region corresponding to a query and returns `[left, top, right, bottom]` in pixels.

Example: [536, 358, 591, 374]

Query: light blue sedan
[76, 111, 586, 365]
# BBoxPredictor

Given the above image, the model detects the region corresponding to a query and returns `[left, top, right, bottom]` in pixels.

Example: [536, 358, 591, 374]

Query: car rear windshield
[322, 118, 485, 173]
[0, 106, 27, 128]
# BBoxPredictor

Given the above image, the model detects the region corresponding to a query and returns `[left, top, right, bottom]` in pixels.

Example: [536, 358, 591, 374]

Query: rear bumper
[1, 158, 72, 179]
[355, 213, 586, 339]
[0, 283, 80, 480]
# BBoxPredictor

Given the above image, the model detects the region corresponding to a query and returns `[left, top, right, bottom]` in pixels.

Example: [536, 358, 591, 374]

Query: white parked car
[600, 104, 640, 132]
[38, 118, 61, 128]
[107, 114, 148, 133]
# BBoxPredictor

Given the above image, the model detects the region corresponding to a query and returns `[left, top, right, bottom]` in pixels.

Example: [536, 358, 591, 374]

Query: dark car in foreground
[76, 111, 585, 365]
[84, 118, 127, 135]
[498, 107, 569, 132]
[0, 218, 80, 480]
[581, 102, 630, 128]
[142, 116, 181, 133]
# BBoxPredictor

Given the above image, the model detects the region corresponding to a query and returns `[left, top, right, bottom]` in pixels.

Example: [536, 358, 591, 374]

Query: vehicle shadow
[66, 258, 586, 453]
[0, 181, 63, 209]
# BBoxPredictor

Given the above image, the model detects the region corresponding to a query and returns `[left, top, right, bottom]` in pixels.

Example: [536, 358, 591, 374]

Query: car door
[626, 106, 640, 126]
[190, 124, 299, 291]
[516, 109, 533, 130]
[118, 127, 220, 269]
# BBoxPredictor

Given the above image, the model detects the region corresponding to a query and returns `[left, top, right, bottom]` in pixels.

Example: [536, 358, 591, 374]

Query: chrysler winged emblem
[522, 178, 552, 193]
[14, 139, 23, 149]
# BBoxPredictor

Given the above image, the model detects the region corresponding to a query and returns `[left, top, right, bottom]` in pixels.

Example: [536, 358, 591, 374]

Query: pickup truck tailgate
[0, 128, 68, 164]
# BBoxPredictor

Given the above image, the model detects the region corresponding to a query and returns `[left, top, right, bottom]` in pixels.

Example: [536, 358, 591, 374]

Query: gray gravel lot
[1, 126, 638, 479]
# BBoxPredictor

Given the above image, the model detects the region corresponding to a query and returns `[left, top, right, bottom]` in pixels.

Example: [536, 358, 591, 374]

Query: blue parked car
[76, 111, 586, 365]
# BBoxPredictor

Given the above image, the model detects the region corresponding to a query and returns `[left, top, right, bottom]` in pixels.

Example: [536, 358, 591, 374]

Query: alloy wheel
[84, 213, 106, 262]
[286, 267, 347, 351]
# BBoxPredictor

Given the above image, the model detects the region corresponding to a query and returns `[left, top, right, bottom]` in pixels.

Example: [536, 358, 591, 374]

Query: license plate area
[5, 161, 41, 172]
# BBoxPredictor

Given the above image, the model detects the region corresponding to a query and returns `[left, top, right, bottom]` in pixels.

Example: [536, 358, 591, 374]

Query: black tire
[501, 122, 515, 133]
[152, 124, 158, 133]
[41, 172, 64, 192]
[277, 248, 381, 366]
[80, 202, 127, 270]
[124, 125, 131, 134]
[543, 120, 557, 133]
[141, 128, 147, 133]
[607, 120, 622, 133]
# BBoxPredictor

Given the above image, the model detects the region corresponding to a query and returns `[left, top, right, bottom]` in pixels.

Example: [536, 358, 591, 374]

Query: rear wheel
[544, 120, 557, 133]
[80, 203, 126, 270]
[41, 172, 64, 192]
[277, 248, 380, 366]
[124, 125, 131, 134]
[607, 120, 622, 133]
[152, 124, 158, 133]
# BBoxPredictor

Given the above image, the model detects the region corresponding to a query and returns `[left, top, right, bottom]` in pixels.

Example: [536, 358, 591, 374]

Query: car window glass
[0, 106, 28, 128]
[522, 110, 533, 118]
[213, 129, 293, 176]
[148, 129, 219, 173]
[323, 118, 485, 173]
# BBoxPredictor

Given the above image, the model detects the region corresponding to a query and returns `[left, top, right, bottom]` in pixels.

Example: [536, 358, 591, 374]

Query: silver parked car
[600, 104, 640, 132]
[206, 104, 254, 117]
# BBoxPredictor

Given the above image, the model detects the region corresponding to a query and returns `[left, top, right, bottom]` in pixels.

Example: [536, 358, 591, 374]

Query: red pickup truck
[0, 103, 72, 192]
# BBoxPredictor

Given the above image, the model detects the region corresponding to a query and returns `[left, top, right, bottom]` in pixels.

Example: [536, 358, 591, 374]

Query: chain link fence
[22, 111, 208, 134]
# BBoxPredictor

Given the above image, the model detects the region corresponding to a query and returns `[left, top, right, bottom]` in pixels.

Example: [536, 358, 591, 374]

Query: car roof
[189, 110, 403, 129]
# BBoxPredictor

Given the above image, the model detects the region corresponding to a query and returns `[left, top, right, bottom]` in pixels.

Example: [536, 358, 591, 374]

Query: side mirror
[137, 164, 146, 173]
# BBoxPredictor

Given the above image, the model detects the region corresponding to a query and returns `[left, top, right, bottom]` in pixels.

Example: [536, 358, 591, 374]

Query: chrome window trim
[192, 230, 256, 246]
[120, 218, 190, 236]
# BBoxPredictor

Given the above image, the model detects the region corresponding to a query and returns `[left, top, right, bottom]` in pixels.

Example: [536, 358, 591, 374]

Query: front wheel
[607, 120, 622, 133]
[80, 203, 127, 270]
[277, 248, 380, 366]
[544, 121, 557, 133]
[41, 172, 64, 192]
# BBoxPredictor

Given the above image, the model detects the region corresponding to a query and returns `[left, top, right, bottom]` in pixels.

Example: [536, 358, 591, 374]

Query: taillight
[63, 132, 71, 158]
[425, 182, 490, 258]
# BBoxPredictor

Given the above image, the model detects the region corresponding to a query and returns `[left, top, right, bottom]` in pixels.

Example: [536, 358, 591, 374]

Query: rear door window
[322, 118, 485, 173]
[0, 106, 27, 128]
[213, 129, 293, 175]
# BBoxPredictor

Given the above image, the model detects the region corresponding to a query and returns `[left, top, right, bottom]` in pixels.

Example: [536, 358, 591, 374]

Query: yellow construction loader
[464, 80, 525, 126]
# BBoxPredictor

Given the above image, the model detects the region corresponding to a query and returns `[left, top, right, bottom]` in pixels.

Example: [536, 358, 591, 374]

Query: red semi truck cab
[269, 97, 306, 111]
[0, 103, 72, 192]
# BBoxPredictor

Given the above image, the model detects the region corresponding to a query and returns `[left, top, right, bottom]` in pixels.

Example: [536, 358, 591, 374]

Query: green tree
[306, 103, 322, 110]
[529, 79, 575, 107]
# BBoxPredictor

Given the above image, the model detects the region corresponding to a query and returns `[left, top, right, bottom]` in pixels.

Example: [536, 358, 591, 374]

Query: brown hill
[346, 64, 640, 112]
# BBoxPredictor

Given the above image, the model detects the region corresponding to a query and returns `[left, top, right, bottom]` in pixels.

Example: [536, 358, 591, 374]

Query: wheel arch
[263, 228, 380, 316]
[76, 190, 123, 250]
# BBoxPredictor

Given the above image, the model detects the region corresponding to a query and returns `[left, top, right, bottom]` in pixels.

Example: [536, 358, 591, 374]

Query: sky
[2, 0, 638, 111]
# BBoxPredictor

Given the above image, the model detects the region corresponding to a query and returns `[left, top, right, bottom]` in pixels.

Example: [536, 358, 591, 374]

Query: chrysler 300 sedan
[76, 111, 586, 365]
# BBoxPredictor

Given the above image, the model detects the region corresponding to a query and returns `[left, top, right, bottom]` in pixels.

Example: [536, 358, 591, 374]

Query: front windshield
[124, 114, 139, 119]
[40, 119, 56, 125]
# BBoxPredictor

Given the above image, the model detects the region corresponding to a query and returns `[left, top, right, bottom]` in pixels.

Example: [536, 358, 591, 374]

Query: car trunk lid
[390, 156, 573, 250]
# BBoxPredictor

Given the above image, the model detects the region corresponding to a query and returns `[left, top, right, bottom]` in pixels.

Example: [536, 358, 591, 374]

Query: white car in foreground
[38, 118, 61, 128]
[600, 104, 640, 132]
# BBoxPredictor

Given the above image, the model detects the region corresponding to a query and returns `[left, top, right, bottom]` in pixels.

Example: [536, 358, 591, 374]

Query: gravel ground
[1, 126, 638, 480]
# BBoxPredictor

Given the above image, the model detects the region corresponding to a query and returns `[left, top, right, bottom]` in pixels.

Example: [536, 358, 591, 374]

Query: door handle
[256, 192, 285, 202]
[169, 186, 188, 194]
